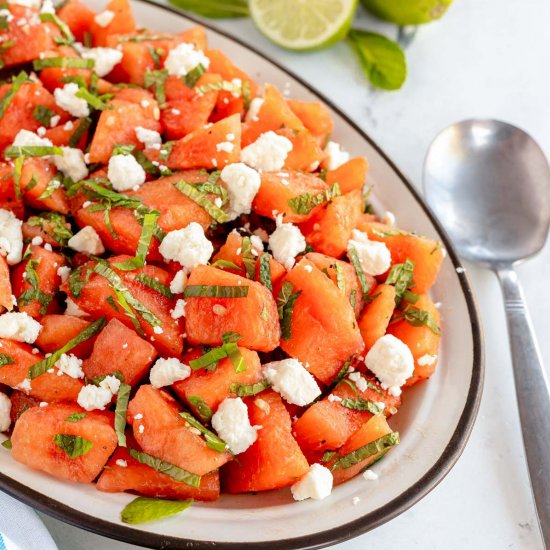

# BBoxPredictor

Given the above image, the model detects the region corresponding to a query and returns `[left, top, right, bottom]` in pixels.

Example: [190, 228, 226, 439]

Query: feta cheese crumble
[417, 354, 438, 367]
[94, 9, 114, 27]
[262, 358, 321, 406]
[363, 469, 379, 481]
[54, 83, 90, 118]
[149, 357, 191, 388]
[12, 129, 53, 149]
[0, 208, 23, 265]
[135, 126, 162, 148]
[348, 372, 368, 393]
[52, 147, 89, 183]
[54, 353, 84, 379]
[81, 47, 123, 77]
[0, 312, 41, 343]
[169, 270, 186, 294]
[65, 297, 87, 317]
[170, 299, 186, 319]
[115, 459, 128, 468]
[68, 226, 105, 255]
[365, 334, 414, 396]
[347, 229, 391, 276]
[57, 265, 71, 283]
[164, 42, 210, 77]
[220, 163, 261, 221]
[291, 464, 333, 501]
[211, 397, 257, 455]
[216, 141, 234, 153]
[77, 384, 112, 411]
[245, 97, 264, 122]
[108, 154, 146, 191]
[0, 393, 11, 432]
[322, 141, 350, 171]
[159, 223, 213, 270]
[241, 131, 293, 172]
[268, 222, 306, 270]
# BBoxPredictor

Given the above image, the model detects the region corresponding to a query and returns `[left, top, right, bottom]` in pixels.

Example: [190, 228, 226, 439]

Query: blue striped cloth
[0, 492, 57, 550]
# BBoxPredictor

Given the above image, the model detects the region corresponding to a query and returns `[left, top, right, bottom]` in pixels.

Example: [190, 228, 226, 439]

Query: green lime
[360, 0, 453, 25]
[249, 0, 358, 51]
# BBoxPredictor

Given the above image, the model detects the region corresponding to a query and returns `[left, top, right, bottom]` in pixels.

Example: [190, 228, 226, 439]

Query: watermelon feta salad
[0, 0, 444, 525]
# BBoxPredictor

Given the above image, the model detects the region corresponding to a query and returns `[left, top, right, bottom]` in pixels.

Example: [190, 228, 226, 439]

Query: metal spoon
[424, 119, 550, 547]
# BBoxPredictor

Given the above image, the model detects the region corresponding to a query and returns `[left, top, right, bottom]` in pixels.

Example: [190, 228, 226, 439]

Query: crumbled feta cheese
[170, 299, 186, 319]
[52, 147, 89, 182]
[65, 297, 87, 317]
[417, 354, 438, 367]
[291, 464, 333, 501]
[212, 304, 227, 316]
[68, 226, 105, 255]
[216, 141, 234, 153]
[220, 163, 261, 221]
[8, 0, 40, 9]
[36, 126, 47, 137]
[0, 209, 23, 265]
[115, 459, 128, 468]
[149, 357, 191, 388]
[63, 120, 74, 131]
[347, 229, 391, 276]
[81, 47, 122, 77]
[16, 378, 32, 394]
[0, 393, 11, 432]
[249, 235, 264, 252]
[0, 312, 41, 343]
[77, 384, 112, 411]
[39, 0, 55, 12]
[365, 334, 414, 396]
[348, 372, 368, 393]
[169, 270, 186, 294]
[54, 353, 84, 379]
[135, 126, 162, 148]
[323, 141, 350, 171]
[31, 236, 43, 246]
[327, 394, 342, 403]
[94, 9, 114, 27]
[39, 401, 48, 407]
[99, 374, 121, 395]
[0, 8, 13, 24]
[211, 397, 257, 454]
[241, 131, 292, 172]
[268, 222, 306, 270]
[50, 115, 60, 128]
[153, 325, 163, 334]
[245, 97, 264, 122]
[383, 211, 396, 226]
[57, 265, 71, 283]
[159, 222, 213, 270]
[108, 154, 146, 191]
[262, 358, 321, 406]
[54, 83, 90, 118]
[164, 42, 210, 77]
[138, 424, 144, 434]
[363, 469, 379, 481]
[134, 413, 143, 420]
[12, 129, 53, 149]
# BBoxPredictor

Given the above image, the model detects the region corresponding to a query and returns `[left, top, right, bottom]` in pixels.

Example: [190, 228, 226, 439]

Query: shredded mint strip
[129, 449, 201, 488]
[230, 379, 271, 397]
[29, 317, 107, 379]
[184, 285, 248, 298]
[276, 281, 301, 340]
[240, 237, 256, 279]
[75, 87, 113, 111]
[32, 105, 57, 127]
[189, 332, 245, 373]
[121, 496, 192, 525]
[114, 212, 159, 271]
[135, 274, 173, 299]
[115, 383, 131, 447]
[385, 259, 415, 303]
[287, 183, 341, 216]
[33, 57, 95, 70]
[348, 246, 372, 301]
[54, 434, 93, 459]
[210, 259, 241, 271]
[395, 305, 441, 335]
[179, 411, 227, 453]
[0, 72, 29, 119]
[65, 413, 87, 422]
[333, 432, 400, 470]
[258, 253, 272, 290]
[184, 63, 205, 88]
[187, 395, 213, 422]
[39, 13, 75, 43]
[340, 397, 382, 414]
[0, 353, 15, 367]
[4, 145, 62, 158]
[174, 180, 229, 224]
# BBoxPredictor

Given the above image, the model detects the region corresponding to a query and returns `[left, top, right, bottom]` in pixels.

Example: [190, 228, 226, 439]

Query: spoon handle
[497, 266, 550, 547]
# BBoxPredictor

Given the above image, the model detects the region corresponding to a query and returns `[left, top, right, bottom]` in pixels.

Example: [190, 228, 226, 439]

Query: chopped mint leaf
[258, 253, 272, 291]
[276, 281, 301, 340]
[187, 395, 214, 422]
[179, 411, 227, 453]
[229, 379, 271, 397]
[173, 180, 229, 224]
[183, 285, 249, 298]
[135, 274, 173, 299]
[129, 449, 201, 487]
[115, 383, 131, 447]
[333, 432, 399, 470]
[0, 353, 15, 367]
[54, 434, 93, 459]
[121, 496, 192, 525]
[340, 397, 383, 414]
[287, 183, 340, 215]
[66, 413, 87, 422]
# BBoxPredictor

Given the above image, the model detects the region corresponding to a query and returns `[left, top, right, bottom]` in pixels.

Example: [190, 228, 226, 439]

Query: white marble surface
[41, 0, 550, 548]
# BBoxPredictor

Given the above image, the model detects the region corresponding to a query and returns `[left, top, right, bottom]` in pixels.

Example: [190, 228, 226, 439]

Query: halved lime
[360, 0, 453, 26]
[249, 0, 358, 52]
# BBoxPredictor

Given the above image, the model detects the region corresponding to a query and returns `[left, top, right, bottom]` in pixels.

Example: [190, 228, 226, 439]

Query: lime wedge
[249, 0, 358, 51]
[360, 0, 453, 26]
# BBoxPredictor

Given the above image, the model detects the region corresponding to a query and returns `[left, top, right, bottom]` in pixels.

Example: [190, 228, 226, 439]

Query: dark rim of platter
[0, 1, 484, 549]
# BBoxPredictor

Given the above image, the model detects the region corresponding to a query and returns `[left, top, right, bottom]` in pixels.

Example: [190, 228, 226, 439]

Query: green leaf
[29, 317, 107, 379]
[135, 274, 173, 299]
[184, 63, 206, 88]
[121, 496, 192, 525]
[114, 211, 159, 271]
[333, 432, 399, 470]
[68, 117, 92, 148]
[27, 212, 73, 246]
[37, 174, 63, 200]
[179, 411, 227, 453]
[167, 0, 249, 18]
[347, 29, 407, 91]
[118, 34, 173, 43]
[173, 180, 229, 224]
[183, 285, 249, 298]
[66, 413, 87, 422]
[115, 383, 131, 447]
[33, 57, 95, 70]
[129, 449, 201, 487]
[13, 155, 24, 199]
[229, 379, 271, 397]
[395, 305, 441, 335]
[210, 259, 241, 271]
[187, 395, 214, 422]
[195, 79, 243, 96]
[54, 434, 93, 459]
[32, 105, 57, 127]
[4, 145, 63, 158]
[68, 265, 91, 299]
[0, 354, 15, 367]
[348, 246, 372, 301]
[239, 236, 257, 279]
[258, 253, 272, 291]
[75, 87, 113, 111]
[0, 72, 29, 119]
[39, 13, 75, 43]
[276, 281, 301, 340]
[2, 439, 12, 450]
[189, 333, 245, 374]
[287, 183, 340, 215]
[17, 259, 52, 315]
[385, 259, 415, 304]
[334, 262, 346, 294]
[340, 397, 382, 414]
[144, 69, 169, 104]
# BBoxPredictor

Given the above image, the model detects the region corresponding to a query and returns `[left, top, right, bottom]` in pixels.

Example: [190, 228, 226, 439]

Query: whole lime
[360, 0, 453, 25]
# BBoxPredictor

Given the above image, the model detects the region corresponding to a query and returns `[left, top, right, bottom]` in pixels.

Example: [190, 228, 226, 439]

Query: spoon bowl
[424, 119, 550, 548]
[424, 119, 550, 266]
